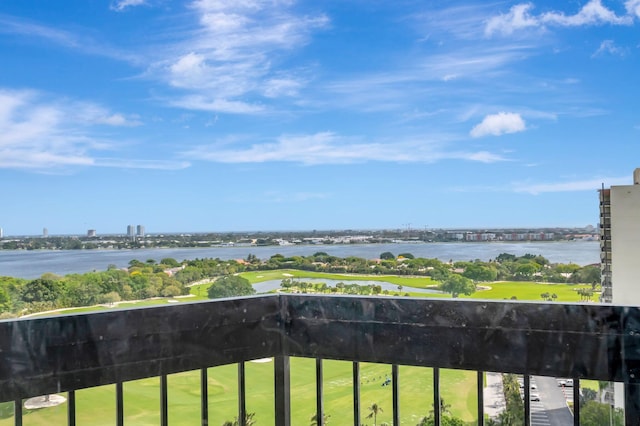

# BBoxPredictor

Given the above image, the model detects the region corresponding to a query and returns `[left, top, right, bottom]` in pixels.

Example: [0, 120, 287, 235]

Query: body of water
[253, 278, 441, 294]
[0, 241, 599, 279]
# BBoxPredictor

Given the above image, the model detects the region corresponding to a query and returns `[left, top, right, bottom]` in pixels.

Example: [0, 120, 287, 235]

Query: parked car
[530, 393, 541, 401]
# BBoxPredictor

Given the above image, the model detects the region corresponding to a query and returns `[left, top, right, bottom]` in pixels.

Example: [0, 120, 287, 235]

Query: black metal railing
[1, 294, 640, 425]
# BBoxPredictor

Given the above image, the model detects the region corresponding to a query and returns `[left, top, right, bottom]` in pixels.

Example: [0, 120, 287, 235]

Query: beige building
[599, 169, 640, 305]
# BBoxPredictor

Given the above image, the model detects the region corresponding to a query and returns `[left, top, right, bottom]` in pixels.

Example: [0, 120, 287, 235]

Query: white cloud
[470, 112, 526, 138]
[541, 0, 631, 26]
[486, 1, 634, 36]
[626, 0, 640, 17]
[0, 88, 183, 171]
[169, 95, 265, 114]
[592, 39, 626, 57]
[110, 0, 147, 12]
[181, 131, 507, 165]
[513, 177, 631, 194]
[485, 3, 540, 36]
[146, 0, 329, 114]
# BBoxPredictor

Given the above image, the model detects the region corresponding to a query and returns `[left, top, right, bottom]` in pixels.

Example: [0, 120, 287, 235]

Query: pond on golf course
[253, 278, 443, 294]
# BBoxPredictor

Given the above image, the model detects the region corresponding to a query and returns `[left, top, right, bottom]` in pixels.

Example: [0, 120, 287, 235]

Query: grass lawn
[1, 360, 479, 425]
[9, 270, 599, 425]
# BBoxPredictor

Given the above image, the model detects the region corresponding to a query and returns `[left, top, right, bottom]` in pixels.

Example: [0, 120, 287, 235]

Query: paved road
[534, 376, 574, 426]
[518, 376, 574, 426]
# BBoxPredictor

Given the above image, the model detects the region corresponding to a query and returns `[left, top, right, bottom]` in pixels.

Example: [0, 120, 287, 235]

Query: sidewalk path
[484, 372, 506, 419]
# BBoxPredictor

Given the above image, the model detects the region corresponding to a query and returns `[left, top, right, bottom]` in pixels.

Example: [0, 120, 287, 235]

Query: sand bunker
[24, 395, 66, 409]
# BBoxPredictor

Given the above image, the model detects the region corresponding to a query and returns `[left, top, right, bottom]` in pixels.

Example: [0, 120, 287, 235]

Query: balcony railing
[1, 294, 640, 425]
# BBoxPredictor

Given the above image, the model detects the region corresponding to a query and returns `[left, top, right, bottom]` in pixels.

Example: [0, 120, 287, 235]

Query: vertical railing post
[238, 362, 246, 426]
[477, 371, 484, 426]
[523, 375, 531, 426]
[573, 378, 580, 426]
[433, 367, 440, 426]
[625, 382, 640, 425]
[274, 355, 291, 426]
[160, 374, 168, 426]
[392, 364, 399, 426]
[316, 358, 324, 426]
[353, 362, 360, 426]
[68, 390, 76, 426]
[201, 368, 209, 426]
[14, 399, 22, 426]
[116, 381, 124, 426]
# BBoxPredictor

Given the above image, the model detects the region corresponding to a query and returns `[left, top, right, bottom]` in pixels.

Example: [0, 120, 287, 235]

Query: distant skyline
[2, 1, 640, 235]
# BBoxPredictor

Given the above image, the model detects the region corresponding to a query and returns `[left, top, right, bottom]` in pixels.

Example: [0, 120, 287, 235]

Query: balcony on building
[1, 294, 639, 426]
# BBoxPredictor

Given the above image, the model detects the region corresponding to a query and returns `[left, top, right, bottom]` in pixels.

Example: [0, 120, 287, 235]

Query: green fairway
[1, 360, 479, 426]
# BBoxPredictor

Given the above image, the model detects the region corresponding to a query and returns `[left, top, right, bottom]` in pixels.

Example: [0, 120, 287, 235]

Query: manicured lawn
[1, 360, 478, 425]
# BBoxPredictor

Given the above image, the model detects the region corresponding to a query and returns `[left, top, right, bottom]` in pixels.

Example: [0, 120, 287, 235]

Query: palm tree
[221, 412, 256, 426]
[429, 397, 452, 417]
[310, 412, 330, 425]
[366, 402, 383, 426]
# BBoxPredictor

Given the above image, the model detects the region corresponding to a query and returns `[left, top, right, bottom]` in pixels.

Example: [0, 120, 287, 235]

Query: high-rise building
[136, 225, 145, 237]
[43, 228, 48, 238]
[127, 225, 135, 240]
[0, 227, 3, 239]
[598, 169, 640, 305]
[87, 229, 97, 238]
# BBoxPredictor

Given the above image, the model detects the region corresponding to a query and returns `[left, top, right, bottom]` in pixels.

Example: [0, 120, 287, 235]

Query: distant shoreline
[0, 241, 599, 280]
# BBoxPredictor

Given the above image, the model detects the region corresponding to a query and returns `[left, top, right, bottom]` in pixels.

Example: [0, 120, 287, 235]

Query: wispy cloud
[182, 131, 507, 165]
[0, 14, 141, 64]
[0, 88, 186, 171]
[513, 176, 631, 194]
[486, 1, 635, 36]
[110, 0, 147, 12]
[262, 191, 330, 203]
[147, 0, 329, 114]
[470, 112, 526, 137]
[592, 39, 626, 57]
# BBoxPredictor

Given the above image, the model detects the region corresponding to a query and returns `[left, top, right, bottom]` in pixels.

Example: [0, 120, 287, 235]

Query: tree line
[0, 252, 600, 317]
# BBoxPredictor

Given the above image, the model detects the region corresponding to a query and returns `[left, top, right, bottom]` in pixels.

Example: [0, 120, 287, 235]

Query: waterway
[253, 278, 442, 294]
[0, 241, 599, 279]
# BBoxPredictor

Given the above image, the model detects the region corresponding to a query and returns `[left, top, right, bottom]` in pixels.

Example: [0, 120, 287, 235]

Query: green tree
[20, 279, 63, 304]
[222, 412, 256, 426]
[366, 402, 383, 426]
[160, 258, 180, 267]
[440, 275, 475, 298]
[207, 275, 255, 299]
[379, 252, 395, 260]
[462, 263, 498, 282]
[416, 414, 464, 426]
[310, 412, 330, 425]
[580, 401, 623, 426]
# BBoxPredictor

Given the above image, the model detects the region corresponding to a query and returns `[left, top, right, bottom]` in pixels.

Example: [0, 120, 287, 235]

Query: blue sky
[1, 0, 639, 235]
